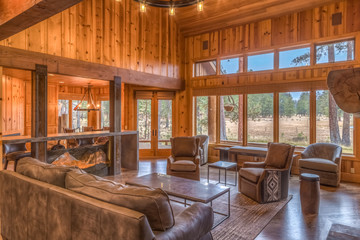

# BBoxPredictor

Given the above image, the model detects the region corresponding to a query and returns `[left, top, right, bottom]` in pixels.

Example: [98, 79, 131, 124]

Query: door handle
[155, 129, 157, 137]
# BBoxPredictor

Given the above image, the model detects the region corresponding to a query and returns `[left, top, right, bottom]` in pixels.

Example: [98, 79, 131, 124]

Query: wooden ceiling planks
[174, 0, 338, 36]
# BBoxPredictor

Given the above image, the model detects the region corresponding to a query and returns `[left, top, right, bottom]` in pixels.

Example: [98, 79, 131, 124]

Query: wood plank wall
[0, 0, 183, 79]
[1, 75, 25, 136]
[183, 0, 360, 183]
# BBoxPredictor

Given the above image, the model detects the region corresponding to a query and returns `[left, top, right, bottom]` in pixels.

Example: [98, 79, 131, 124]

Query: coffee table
[125, 173, 230, 229]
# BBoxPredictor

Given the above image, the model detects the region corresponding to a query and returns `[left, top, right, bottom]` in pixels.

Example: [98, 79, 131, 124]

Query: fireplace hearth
[48, 144, 109, 176]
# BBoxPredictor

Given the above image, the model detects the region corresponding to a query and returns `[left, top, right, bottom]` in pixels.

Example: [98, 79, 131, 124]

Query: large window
[279, 92, 310, 146]
[220, 95, 243, 142]
[247, 93, 273, 143]
[220, 57, 243, 75]
[195, 96, 209, 136]
[247, 53, 274, 72]
[58, 100, 69, 131]
[72, 100, 88, 130]
[194, 60, 217, 77]
[195, 96, 217, 142]
[101, 100, 110, 128]
[279, 47, 311, 69]
[316, 39, 354, 64]
[137, 99, 152, 149]
[316, 90, 353, 154]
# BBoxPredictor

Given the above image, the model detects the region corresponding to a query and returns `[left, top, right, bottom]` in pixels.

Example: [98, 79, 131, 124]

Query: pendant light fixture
[73, 84, 100, 112]
[134, 0, 204, 16]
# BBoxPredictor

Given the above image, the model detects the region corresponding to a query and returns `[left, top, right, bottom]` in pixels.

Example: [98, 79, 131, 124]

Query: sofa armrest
[194, 155, 201, 165]
[334, 157, 341, 165]
[168, 156, 175, 165]
[155, 203, 213, 240]
[243, 162, 266, 168]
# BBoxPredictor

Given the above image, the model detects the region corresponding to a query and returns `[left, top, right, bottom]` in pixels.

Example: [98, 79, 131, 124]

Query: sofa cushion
[299, 158, 338, 173]
[16, 157, 74, 188]
[265, 143, 292, 169]
[170, 160, 197, 172]
[239, 168, 264, 183]
[65, 169, 175, 231]
[172, 137, 198, 157]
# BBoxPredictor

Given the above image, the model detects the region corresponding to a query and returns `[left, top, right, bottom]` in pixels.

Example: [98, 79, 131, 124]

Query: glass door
[136, 91, 174, 157]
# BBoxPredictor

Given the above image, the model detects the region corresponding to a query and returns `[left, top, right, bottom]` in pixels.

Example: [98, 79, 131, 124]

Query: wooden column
[0, 66, 3, 169]
[208, 96, 217, 142]
[109, 76, 122, 175]
[31, 64, 47, 161]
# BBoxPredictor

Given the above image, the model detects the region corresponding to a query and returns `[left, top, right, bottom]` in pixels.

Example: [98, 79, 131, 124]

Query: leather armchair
[3, 143, 31, 171]
[167, 137, 201, 181]
[196, 135, 209, 165]
[239, 142, 295, 203]
[299, 143, 342, 187]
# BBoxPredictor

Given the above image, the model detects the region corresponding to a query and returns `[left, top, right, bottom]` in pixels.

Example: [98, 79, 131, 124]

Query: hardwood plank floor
[108, 159, 360, 240]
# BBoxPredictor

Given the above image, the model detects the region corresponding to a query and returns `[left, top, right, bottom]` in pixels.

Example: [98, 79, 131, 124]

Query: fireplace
[48, 143, 109, 176]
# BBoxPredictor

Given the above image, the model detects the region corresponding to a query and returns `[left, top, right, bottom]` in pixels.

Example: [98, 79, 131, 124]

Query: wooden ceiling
[175, 0, 337, 36]
[3, 68, 109, 87]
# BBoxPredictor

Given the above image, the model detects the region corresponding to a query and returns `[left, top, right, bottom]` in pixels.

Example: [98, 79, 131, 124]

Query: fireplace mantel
[1, 130, 137, 144]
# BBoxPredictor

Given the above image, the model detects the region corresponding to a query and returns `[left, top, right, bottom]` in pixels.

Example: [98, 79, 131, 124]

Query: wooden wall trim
[0, 46, 183, 90]
[192, 80, 328, 96]
[0, 0, 83, 41]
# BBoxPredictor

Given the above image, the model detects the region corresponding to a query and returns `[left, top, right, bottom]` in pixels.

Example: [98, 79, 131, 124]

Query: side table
[208, 161, 237, 186]
[300, 173, 320, 215]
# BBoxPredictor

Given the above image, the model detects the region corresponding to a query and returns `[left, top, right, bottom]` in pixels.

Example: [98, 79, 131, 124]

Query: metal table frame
[170, 188, 230, 229]
[207, 162, 238, 186]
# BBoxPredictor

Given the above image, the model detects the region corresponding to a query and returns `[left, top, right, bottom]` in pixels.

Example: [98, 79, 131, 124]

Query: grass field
[224, 116, 353, 154]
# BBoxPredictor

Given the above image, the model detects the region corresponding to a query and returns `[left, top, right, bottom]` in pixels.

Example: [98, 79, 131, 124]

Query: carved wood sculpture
[327, 68, 360, 116]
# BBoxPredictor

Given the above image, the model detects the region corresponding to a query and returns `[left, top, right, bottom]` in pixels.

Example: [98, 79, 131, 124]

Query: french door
[136, 91, 174, 157]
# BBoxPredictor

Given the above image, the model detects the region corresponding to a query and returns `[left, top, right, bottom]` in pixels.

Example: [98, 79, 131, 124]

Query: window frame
[193, 90, 356, 157]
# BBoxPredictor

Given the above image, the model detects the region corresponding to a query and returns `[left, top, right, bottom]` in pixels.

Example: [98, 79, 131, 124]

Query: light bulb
[169, 7, 175, 16]
[115, 0, 121, 2]
[197, 1, 203, 12]
[140, 2, 146, 12]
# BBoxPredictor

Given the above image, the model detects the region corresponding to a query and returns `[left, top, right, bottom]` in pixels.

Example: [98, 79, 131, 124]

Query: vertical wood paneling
[2, 0, 182, 79]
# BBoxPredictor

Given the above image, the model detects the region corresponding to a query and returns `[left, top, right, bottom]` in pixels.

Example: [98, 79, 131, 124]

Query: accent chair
[299, 143, 342, 187]
[3, 143, 31, 171]
[239, 142, 295, 203]
[167, 137, 201, 181]
[196, 135, 209, 165]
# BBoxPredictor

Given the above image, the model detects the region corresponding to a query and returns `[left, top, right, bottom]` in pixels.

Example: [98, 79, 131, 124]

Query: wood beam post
[109, 76, 122, 175]
[31, 64, 47, 161]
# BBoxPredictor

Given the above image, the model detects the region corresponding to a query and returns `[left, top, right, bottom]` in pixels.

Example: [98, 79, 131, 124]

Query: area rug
[211, 194, 292, 240]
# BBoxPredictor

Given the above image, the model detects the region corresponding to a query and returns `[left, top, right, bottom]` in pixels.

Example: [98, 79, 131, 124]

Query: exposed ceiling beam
[0, 0, 83, 40]
[0, 46, 183, 90]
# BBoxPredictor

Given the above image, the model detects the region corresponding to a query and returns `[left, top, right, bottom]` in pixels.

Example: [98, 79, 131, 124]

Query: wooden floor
[108, 158, 360, 240]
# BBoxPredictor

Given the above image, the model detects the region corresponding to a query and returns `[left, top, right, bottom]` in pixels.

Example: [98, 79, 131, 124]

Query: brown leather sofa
[299, 143, 342, 187]
[0, 158, 213, 240]
[239, 142, 295, 203]
[167, 137, 201, 181]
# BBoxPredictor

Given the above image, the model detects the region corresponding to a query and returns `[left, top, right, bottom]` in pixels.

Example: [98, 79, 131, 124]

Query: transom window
[220, 57, 243, 75]
[279, 47, 311, 69]
[316, 39, 354, 64]
[193, 60, 217, 77]
[247, 53, 274, 72]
